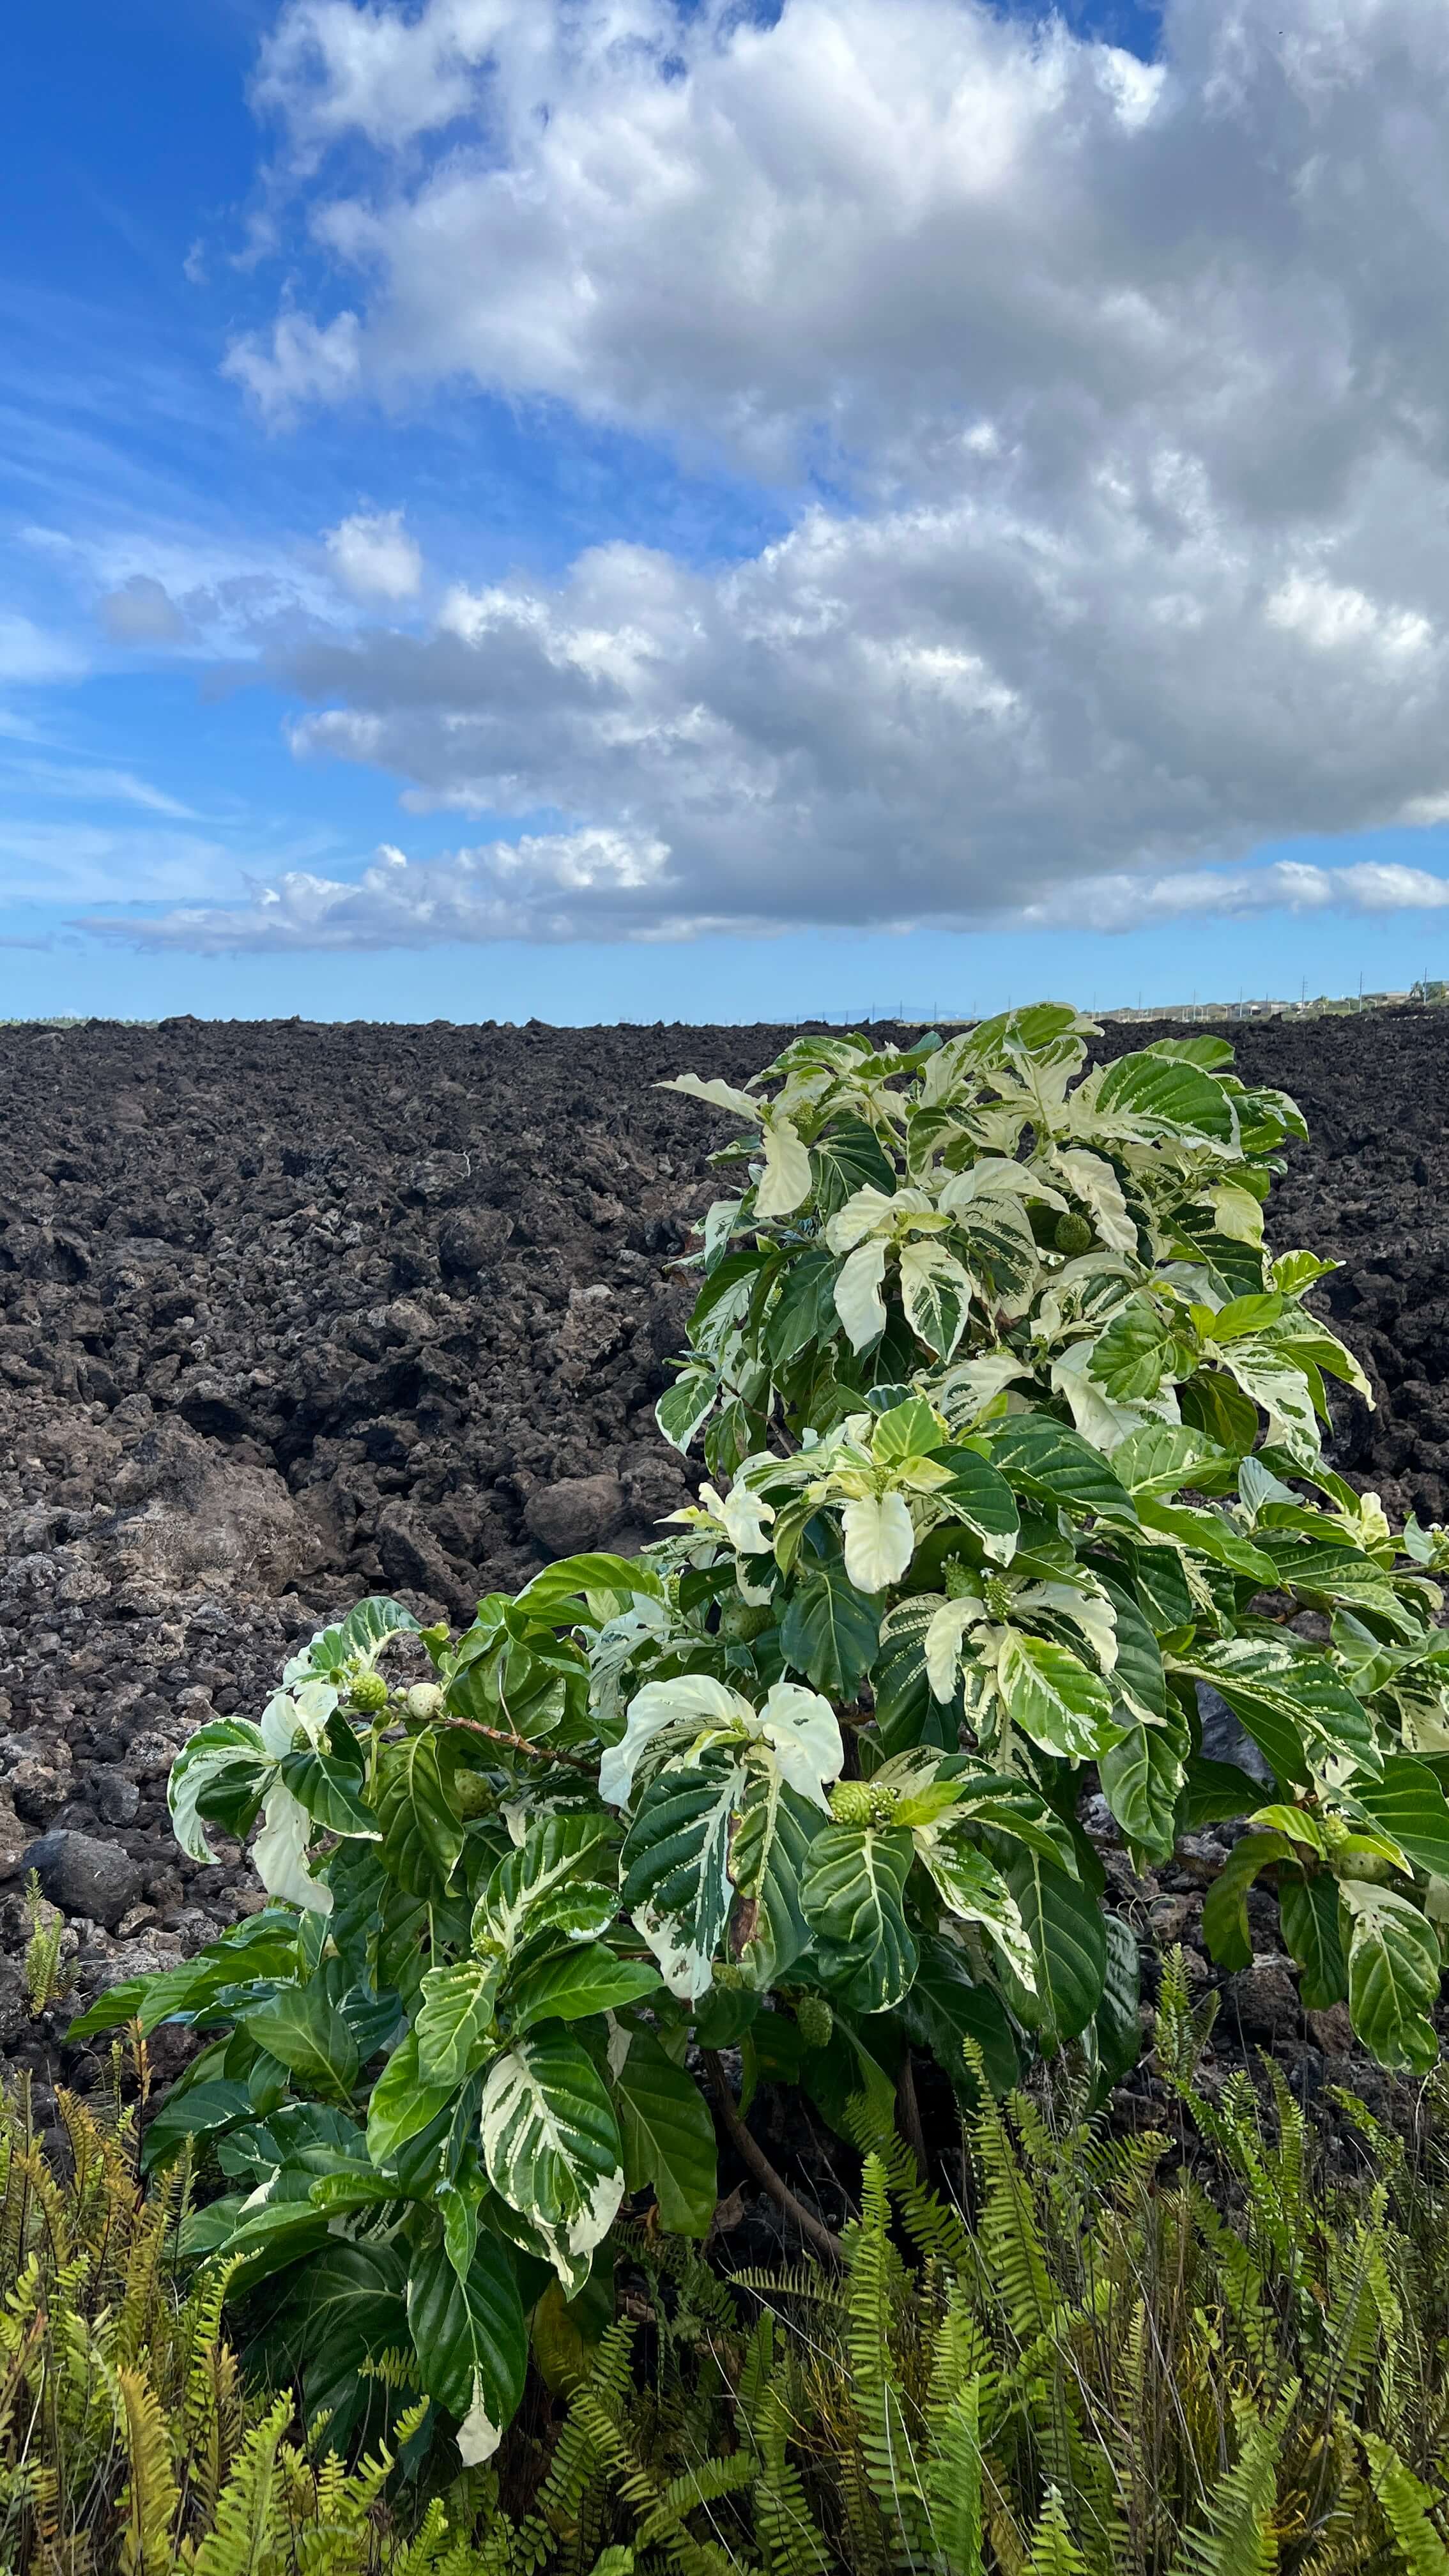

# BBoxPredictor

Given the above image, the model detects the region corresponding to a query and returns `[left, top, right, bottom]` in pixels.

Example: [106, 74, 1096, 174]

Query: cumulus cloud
[158, 0, 1449, 942]
[325, 508, 424, 602]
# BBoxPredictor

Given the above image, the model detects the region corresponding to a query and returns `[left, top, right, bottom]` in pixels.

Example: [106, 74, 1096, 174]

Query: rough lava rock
[525, 1472, 629, 1558]
[25, 1830, 143, 1931]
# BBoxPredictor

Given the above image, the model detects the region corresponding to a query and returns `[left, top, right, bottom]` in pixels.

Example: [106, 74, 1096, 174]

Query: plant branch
[896, 2051, 929, 2179]
[702, 2049, 843, 2263]
[441, 1715, 597, 1775]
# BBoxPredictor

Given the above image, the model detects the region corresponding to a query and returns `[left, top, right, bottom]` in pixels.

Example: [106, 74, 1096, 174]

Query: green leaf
[780, 1561, 881, 1697]
[366, 2028, 458, 2166]
[612, 2030, 718, 2237]
[1351, 1758, 1449, 1880]
[1111, 1423, 1235, 1498]
[999, 1852, 1107, 2049]
[657, 1367, 718, 1453]
[505, 1944, 661, 2031]
[480, 2028, 625, 2290]
[407, 2235, 528, 2463]
[243, 1986, 359, 2101]
[1200, 1832, 1287, 1973]
[1340, 1883, 1441, 2074]
[1278, 1873, 1347, 2011]
[1088, 1296, 1172, 1402]
[480, 1812, 618, 1956]
[1094, 1049, 1236, 1144]
[1089, 1913, 1142, 2096]
[141, 2080, 254, 2175]
[1091, 1575, 1168, 1724]
[979, 1417, 1138, 1529]
[1135, 1498, 1277, 1584]
[903, 1936, 1021, 2098]
[373, 1732, 465, 1897]
[930, 1445, 1021, 1563]
[764, 1247, 840, 1370]
[996, 1631, 1122, 1762]
[416, 1959, 502, 2086]
[1099, 1717, 1186, 1862]
[620, 1755, 743, 2003]
[1177, 1639, 1379, 1784]
[252, 2241, 408, 2456]
[801, 1824, 916, 2014]
[514, 1554, 664, 1624]
[1178, 1368, 1261, 1456]
[1179, 1756, 1262, 1830]
[277, 1745, 379, 1841]
[729, 1770, 822, 1989]
[871, 1393, 942, 1461]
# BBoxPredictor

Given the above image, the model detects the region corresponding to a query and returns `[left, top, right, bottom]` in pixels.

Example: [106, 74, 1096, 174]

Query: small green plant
[24, 1866, 72, 2016]
[76, 1009, 1449, 2469]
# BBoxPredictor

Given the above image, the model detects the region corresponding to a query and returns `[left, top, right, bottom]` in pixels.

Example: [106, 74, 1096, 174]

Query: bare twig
[441, 1715, 597, 1775]
[702, 2048, 844, 2263]
[896, 2051, 930, 2179]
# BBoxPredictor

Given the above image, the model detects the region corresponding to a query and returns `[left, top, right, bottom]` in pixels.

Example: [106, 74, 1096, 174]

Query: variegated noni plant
[79, 1006, 1449, 2465]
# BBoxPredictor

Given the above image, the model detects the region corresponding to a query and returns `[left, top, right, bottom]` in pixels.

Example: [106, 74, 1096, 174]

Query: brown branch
[702, 2049, 843, 2264]
[441, 1715, 597, 1776]
[896, 2051, 929, 2179]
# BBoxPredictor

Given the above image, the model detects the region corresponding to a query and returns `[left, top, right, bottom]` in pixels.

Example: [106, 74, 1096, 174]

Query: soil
[0, 1007, 1443, 2169]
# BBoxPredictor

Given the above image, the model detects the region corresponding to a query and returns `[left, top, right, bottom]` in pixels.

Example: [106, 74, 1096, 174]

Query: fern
[1366, 2435, 1449, 2575]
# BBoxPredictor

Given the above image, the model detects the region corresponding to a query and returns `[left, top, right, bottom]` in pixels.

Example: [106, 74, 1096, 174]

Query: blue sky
[7, 0, 1449, 1023]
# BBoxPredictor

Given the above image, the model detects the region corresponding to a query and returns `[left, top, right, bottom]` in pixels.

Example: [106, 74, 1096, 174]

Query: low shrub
[73, 1009, 1449, 2471]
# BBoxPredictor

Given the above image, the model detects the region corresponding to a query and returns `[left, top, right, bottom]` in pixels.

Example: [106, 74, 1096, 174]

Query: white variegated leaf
[899, 1241, 972, 1361]
[1020, 1580, 1119, 1674]
[253, 1781, 333, 1914]
[479, 2030, 625, 2290]
[659, 1073, 760, 1121]
[842, 1491, 916, 1591]
[755, 1682, 844, 1809]
[825, 1183, 900, 1254]
[755, 1114, 813, 1220]
[834, 1238, 890, 1351]
[924, 1596, 988, 1702]
[599, 1674, 751, 1807]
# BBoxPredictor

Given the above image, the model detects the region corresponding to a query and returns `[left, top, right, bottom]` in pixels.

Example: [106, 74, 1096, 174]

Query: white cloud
[0, 614, 84, 684]
[79, 832, 673, 951]
[1022, 859, 1449, 933]
[325, 507, 424, 601]
[79, 834, 1449, 956]
[183, 0, 1449, 939]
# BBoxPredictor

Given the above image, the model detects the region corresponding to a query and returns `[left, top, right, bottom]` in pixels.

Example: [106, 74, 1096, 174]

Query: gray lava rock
[1195, 1684, 1273, 1786]
[1224, 1961, 1301, 2044]
[438, 1209, 512, 1278]
[525, 1473, 627, 1558]
[94, 1770, 141, 1827]
[24, 1830, 142, 1931]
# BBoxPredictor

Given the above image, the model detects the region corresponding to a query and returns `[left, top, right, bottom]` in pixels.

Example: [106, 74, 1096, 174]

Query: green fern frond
[1023, 2488, 1089, 2576]
[1170, 2393, 1296, 2576]
[1365, 2434, 1449, 2574]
